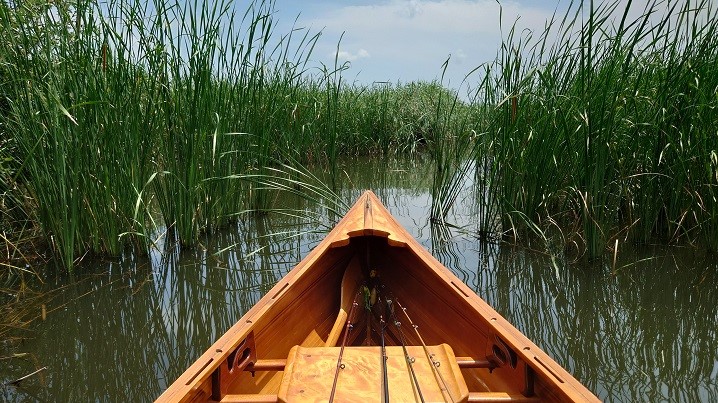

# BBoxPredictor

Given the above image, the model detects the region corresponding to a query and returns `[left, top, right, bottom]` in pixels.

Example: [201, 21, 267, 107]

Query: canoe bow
[156, 190, 600, 403]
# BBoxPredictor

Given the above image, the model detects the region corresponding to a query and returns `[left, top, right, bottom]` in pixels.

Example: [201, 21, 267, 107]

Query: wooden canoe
[157, 191, 600, 403]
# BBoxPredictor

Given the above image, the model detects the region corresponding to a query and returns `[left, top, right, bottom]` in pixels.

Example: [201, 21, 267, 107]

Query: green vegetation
[1, 0, 717, 272]
[469, 0, 718, 259]
[0, 0, 458, 270]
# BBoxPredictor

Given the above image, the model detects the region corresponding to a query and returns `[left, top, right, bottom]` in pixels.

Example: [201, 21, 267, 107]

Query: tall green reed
[2, 0, 159, 266]
[9, 0, 716, 269]
[427, 76, 474, 223]
[1, 0, 330, 267]
[470, 0, 718, 258]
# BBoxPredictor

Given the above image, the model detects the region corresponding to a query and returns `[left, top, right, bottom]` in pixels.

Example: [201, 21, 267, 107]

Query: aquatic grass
[468, 0, 718, 258]
[146, 0, 248, 243]
[224, 153, 350, 220]
[375, 67, 479, 225]
[3, 0, 717, 268]
[1, 0, 330, 266]
[0, 143, 27, 236]
[3, 0, 465, 270]
[2, 0, 169, 266]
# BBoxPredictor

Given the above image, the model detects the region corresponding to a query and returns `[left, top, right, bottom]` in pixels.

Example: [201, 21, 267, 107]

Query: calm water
[2, 158, 718, 402]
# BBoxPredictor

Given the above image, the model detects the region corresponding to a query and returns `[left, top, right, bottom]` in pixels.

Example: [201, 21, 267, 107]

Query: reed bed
[2, 0, 717, 270]
[0, 0, 459, 270]
[467, 0, 718, 259]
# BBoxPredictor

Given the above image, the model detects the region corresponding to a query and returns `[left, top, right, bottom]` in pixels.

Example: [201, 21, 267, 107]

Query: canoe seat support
[455, 356, 498, 370]
[486, 334, 518, 371]
[467, 392, 540, 402]
[245, 359, 286, 373]
[212, 332, 258, 401]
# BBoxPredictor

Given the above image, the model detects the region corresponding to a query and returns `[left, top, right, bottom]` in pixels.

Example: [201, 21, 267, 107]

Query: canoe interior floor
[214, 239, 540, 401]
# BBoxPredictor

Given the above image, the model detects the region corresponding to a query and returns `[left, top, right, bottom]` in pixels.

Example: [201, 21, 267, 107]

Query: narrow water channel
[2, 158, 717, 402]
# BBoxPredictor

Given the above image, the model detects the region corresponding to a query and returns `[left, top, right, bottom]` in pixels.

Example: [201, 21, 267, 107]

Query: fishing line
[395, 299, 455, 403]
[387, 297, 425, 403]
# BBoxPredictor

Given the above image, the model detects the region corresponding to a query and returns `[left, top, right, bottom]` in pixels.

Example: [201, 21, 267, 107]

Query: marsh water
[2, 158, 718, 402]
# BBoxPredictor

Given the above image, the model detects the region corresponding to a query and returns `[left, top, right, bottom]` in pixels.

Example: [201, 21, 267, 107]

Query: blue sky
[264, 0, 678, 96]
[270, 1, 562, 92]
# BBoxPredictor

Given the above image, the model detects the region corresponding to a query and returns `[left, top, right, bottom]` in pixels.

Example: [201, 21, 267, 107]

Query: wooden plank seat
[467, 392, 540, 402]
[276, 344, 469, 403]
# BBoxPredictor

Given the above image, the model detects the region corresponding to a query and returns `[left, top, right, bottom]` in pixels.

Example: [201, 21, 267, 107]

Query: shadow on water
[2, 156, 718, 402]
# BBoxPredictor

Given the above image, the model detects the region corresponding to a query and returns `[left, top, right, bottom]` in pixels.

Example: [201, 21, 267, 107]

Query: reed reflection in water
[2, 158, 718, 402]
[476, 247, 718, 402]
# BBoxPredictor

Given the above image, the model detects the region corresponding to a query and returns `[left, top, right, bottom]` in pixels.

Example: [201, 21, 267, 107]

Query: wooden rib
[326, 255, 362, 346]
[324, 310, 348, 347]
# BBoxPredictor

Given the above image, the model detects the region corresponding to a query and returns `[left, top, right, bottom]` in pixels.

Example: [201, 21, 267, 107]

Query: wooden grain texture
[277, 344, 468, 403]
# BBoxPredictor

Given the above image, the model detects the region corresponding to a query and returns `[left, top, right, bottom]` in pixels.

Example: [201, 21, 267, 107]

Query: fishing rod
[365, 283, 390, 402]
[380, 313, 390, 403]
[386, 297, 425, 403]
[329, 289, 361, 403]
[365, 287, 373, 346]
[395, 299, 455, 403]
[377, 293, 390, 403]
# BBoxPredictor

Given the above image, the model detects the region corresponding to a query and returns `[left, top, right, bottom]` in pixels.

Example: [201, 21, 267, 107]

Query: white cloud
[454, 48, 467, 64]
[335, 48, 371, 62]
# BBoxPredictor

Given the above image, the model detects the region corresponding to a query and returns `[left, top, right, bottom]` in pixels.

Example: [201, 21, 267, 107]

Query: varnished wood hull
[157, 191, 600, 402]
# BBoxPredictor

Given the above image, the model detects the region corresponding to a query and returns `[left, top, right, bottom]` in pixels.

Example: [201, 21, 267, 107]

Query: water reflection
[479, 247, 718, 402]
[2, 158, 718, 402]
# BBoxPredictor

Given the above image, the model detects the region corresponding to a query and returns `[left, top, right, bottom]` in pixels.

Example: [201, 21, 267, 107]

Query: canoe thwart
[218, 394, 278, 403]
[455, 356, 497, 369]
[245, 359, 287, 373]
